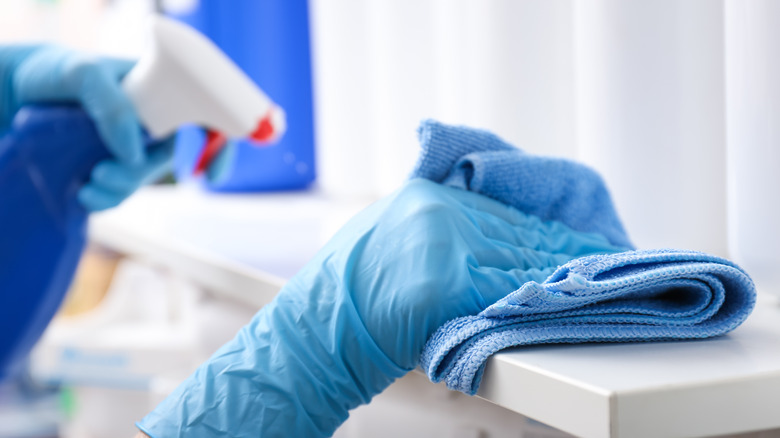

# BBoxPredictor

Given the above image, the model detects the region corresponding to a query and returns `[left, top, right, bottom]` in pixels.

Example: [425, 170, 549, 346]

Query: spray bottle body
[0, 106, 119, 378]
[0, 15, 285, 380]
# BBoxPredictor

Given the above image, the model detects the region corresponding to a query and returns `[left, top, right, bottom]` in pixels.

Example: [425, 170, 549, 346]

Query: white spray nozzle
[121, 15, 286, 142]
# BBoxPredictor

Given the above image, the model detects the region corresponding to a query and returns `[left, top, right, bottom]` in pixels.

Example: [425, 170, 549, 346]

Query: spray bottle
[0, 16, 285, 378]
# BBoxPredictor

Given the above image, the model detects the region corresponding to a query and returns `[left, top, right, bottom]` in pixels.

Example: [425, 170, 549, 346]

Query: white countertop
[480, 296, 780, 438]
[90, 184, 371, 308]
[90, 185, 780, 438]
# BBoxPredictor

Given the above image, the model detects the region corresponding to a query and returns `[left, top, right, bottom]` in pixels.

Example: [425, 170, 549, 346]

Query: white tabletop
[91, 184, 371, 308]
[90, 185, 780, 438]
[479, 296, 780, 438]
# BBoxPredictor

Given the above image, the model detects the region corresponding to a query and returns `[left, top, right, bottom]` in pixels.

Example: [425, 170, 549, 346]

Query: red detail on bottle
[192, 111, 276, 175]
[250, 112, 275, 143]
[193, 129, 227, 175]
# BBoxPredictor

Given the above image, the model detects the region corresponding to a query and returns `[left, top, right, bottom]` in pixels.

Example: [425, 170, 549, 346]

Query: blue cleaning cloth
[412, 120, 633, 249]
[411, 121, 756, 395]
[421, 249, 756, 395]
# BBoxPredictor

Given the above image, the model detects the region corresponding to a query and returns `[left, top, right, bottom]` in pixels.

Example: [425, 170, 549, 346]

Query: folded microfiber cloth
[412, 120, 757, 395]
[421, 249, 756, 394]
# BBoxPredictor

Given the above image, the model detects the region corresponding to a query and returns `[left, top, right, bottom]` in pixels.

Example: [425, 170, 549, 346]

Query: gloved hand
[0, 45, 173, 211]
[137, 179, 625, 437]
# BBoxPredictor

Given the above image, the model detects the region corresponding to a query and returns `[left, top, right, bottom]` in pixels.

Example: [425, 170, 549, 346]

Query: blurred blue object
[170, 0, 316, 191]
[0, 107, 110, 379]
[0, 45, 171, 381]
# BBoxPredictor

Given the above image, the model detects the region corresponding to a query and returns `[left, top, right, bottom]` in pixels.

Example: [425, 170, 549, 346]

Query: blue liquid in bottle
[0, 106, 117, 379]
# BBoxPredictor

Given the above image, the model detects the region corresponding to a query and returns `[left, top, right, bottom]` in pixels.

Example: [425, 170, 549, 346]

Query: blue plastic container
[0, 106, 114, 379]
[170, 0, 316, 191]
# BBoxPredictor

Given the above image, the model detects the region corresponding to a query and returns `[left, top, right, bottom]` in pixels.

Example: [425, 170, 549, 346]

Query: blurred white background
[0, 0, 745, 258]
[310, 0, 578, 198]
[310, 0, 732, 260]
[0, 0, 151, 57]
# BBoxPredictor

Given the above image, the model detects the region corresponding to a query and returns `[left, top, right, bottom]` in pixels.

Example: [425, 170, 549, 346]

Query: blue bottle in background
[169, 0, 316, 191]
[0, 106, 111, 379]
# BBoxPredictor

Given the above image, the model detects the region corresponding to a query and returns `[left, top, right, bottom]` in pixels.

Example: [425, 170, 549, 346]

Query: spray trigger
[193, 129, 227, 175]
[193, 112, 279, 175]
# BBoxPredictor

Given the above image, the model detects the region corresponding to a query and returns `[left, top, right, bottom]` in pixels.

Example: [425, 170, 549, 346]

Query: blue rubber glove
[0, 45, 173, 211]
[137, 179, 626, 437]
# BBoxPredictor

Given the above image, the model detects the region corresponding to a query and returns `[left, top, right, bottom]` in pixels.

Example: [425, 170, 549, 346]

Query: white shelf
[89, 185, 780, 438]
[479, 295, 780, 437]
[90, 184, 372, 308]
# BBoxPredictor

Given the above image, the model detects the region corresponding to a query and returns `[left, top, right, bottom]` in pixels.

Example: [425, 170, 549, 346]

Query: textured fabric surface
[412, 119, 633, 248]
[421, 248, 756, 395]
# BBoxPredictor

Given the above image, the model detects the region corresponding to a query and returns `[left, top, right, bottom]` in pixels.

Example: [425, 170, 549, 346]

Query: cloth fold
[412, 120, 756, 395]
[412, 120, 633, 249]
[421, 249, 756, 395]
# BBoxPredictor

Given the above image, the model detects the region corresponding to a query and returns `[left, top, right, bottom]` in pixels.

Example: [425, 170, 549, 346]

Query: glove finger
[89, 161, 143, 194]
[77, 184, 127, 212]
[13, 46, 80, 102]
[89, 137, 174, 193]
[0, 45, 38, 128]
[409, 179, 577, 247]
[440, 181, 627, 256]
[99, 57, 135, 80]
[468, 208, 621, 258]
[429, 180, 529, 228]
[78, 62, 144, 165]
[471, 238, 577, 272]
[14, 47, 144, 164]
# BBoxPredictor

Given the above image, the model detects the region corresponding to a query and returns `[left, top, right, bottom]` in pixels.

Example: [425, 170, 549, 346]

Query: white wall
[725, 0, 780, 293]
[0, 0, 152, 58]
[312, 0, 733, 258]
[574, 0, 728, 255]
[310, 0, 577, 198]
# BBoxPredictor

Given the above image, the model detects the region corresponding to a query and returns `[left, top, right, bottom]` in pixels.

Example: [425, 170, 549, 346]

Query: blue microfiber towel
[421, 249, 756, 395]
[412, 120, 633, 249]
[411, 120, 757, 395]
